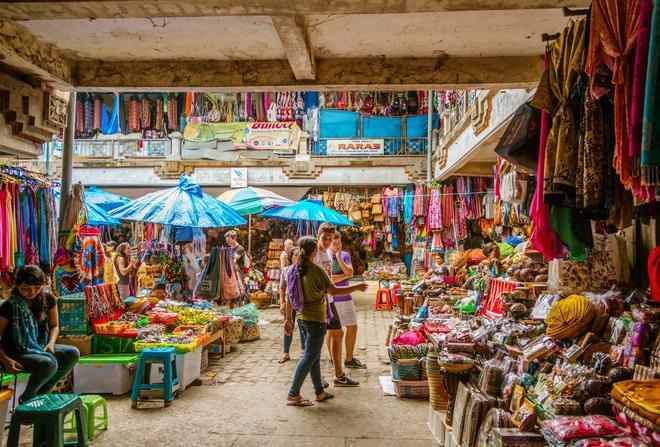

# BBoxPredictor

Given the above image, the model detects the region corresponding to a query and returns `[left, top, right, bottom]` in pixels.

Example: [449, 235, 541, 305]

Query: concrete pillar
[168, 132, 182, 160]
[58, 91, 75, 228]
[426, 90, 433, 182]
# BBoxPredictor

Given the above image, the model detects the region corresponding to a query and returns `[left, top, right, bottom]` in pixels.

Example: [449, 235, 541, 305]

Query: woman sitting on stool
[0, 265, 80, 403]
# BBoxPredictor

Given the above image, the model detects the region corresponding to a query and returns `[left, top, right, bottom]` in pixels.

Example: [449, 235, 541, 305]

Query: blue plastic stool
[7, 393, 88, 447]
[131, 347, 179, 408]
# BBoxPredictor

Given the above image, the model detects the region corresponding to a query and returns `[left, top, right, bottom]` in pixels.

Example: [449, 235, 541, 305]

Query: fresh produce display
[174, 307, 220, 326]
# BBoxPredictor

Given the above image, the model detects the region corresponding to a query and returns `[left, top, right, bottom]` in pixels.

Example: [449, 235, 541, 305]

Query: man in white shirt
[316, 223, 359, 387]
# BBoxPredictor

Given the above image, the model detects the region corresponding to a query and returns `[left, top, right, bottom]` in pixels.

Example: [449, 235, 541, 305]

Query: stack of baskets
[388, 345, 430, 398]
[426, 351, 449, 410]
[225, 316, 244, 347]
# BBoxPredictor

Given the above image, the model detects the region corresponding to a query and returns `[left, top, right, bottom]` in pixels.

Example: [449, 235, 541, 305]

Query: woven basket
[427, 357, 449, 410]
[393, 379, 429, 398]
[240, 323, 261, 342]
[225, 317, 244, 345]
[392, 360, 421, 381]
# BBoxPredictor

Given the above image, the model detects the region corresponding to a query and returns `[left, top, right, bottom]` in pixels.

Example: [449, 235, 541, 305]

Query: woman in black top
[0, 266, 79, 402]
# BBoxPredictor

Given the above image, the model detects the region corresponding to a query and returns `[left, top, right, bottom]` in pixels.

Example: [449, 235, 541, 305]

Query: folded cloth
[611, 379, 660, 427]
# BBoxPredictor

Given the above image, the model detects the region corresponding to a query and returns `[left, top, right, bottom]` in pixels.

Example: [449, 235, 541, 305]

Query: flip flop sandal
[287, 398, 315, 407]
[278, 354, 291, 364]
[316, 392, 335, 402]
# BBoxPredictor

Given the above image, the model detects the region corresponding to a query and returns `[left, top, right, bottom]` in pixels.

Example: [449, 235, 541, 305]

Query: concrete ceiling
[0, 0, 591, 91]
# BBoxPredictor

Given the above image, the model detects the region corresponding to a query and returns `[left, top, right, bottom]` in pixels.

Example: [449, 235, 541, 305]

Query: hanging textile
[641, 1, 660, 187]
[221, 247, 242, 301]
[530, 51, 568, 261]
[586, 0, 639, 191]
[427, 188, 442, 231]
[83, 95, 93, 135]
[403, 188, 414, 225]
[93, 96, 102, 132]
[532, 19, 586, 203]
[412, 183, 427, 217]
[75, 234, 106, 285]
[101, 94, 120, 135]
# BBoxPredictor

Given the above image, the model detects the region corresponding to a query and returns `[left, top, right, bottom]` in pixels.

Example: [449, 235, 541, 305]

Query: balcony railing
[51, 137, 171, 160]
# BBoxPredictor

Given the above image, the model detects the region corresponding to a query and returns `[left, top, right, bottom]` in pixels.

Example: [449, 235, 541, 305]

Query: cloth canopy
[260, 199, 353, 226]
[85, 201, 120, 226]
[218, 187, 294, 216]
[85, 185, 131, 211]
[110, 174, 246, 228]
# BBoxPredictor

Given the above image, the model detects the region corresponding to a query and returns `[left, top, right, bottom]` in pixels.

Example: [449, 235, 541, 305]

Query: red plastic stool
[375, 289, 393, 311]
[390, 284, 401, 306]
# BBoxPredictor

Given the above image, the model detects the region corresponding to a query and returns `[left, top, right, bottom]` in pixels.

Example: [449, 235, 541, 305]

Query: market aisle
[85, 288, 432, 447]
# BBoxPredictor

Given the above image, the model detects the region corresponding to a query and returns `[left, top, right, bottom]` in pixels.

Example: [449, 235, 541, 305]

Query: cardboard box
[57, 335, 93, 356]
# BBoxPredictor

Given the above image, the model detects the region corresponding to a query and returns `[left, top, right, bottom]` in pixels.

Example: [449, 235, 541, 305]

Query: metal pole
[248, 214, 252, 254]
[426, 90, 433, 182]
[59, 91, 76, 228]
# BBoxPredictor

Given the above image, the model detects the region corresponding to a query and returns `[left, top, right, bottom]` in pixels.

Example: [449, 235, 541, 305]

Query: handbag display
[334, 189, 352, 212]
[494, 102, 540, 172]
[372, 203, 383, 215]
[371, 193, 382, 204]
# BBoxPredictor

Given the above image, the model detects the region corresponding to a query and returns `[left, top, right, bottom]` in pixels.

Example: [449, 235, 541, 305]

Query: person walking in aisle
[279, 239, 294, 269]
[285, 237, 368, 406]
[279, 246, 305, 363]
[330, 231, 367, 369]
[316, 223, 359, 387]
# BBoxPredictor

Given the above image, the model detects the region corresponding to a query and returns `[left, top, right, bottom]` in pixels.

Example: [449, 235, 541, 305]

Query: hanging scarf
[427, 188, 442, 231]
[586, 0, 639, 191]
[403, 188, 414, 224]
[9, 293, 55, 361]
[641, 1, 660, 186]
[530, 51, 568, 261]
[532, 19, 586, 203]
[101, 94, 120, 135]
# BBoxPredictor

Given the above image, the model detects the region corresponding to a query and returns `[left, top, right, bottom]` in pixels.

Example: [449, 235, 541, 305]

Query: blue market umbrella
[110, 174, 246, 228]
[260, 199, 354, 226]
[85, 185, 132, 211]
[218, 187, 294, 216]
[85, 201, 121, 226]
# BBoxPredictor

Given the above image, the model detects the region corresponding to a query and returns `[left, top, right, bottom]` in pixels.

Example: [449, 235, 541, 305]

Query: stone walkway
[18, 289, 433, 446]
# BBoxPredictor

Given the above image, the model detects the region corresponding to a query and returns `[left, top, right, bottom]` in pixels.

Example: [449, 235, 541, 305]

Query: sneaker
[344, 358, 367, 369]
[322, 380, 329, 389]
[334, 374, 359, 387]
[328, 360, 334, 370]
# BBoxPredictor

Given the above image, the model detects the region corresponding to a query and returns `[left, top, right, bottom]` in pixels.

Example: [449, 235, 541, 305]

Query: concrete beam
[271, 16, 315, 81]
[74, 56, 543, 91]
[0, 19, 74, 89]
[0, 1, 592, 20]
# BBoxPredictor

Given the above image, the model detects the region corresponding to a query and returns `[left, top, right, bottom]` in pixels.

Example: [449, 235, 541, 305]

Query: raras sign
[326, 139, 384, 156]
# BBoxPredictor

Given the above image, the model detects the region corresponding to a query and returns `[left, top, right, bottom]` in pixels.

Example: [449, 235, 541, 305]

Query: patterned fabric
[641, 0, 660, 186]
[576, 89, 607, 211]
[9, 293, 56, 361]
[532, 19, 586, 203]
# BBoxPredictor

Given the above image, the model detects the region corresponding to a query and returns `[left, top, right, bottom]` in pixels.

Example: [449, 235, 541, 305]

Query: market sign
[230, 168, 248, 188]
[244, 122, 301, 151]
[326, 139, 385, 156]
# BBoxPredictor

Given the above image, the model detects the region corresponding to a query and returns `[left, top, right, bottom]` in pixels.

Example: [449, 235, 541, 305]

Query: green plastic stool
[7, 393, 88, 447]
[64, 395, 108, 440]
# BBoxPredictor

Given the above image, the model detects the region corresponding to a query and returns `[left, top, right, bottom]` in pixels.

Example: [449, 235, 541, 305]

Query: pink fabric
[427, 188, 442, 230]
[530, 53, 567, 261]
[629, 0, 653, 161]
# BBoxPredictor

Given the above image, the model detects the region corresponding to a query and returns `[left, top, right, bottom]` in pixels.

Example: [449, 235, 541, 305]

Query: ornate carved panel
[155, 160, 194, 179]
[282, 159, 322, 179]
[43, 92, 67, 128]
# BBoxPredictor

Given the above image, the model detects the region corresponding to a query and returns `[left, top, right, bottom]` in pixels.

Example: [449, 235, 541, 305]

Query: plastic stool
[375, 289, 393, 311]
[131, 347, 179, 408]
[7, 394, 87, 447]
[390, 284, 401, 306]
[64, 395, 108, 440]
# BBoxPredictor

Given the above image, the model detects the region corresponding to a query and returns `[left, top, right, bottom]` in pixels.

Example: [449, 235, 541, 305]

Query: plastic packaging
[543, 416, 624, 441]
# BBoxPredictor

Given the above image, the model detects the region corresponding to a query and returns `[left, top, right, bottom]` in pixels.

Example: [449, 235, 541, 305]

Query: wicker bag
[225, 317, 244, 345]
[240, 323, 261, 342]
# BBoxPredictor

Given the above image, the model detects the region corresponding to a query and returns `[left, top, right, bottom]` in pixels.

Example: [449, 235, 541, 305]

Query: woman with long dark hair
[0, 266, 80, 402]
[115, 242, 138, 299]
[284, 237, 368, 406]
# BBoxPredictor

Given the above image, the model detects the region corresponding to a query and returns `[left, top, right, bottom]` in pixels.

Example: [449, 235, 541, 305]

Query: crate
[392, 379, 429, 398]
[57, 293, 91, 335]
[428, 406, 446, 446]
[74, 354, 139, 395]
[92, 335, 137, 354]
[201, 348, 209, 372]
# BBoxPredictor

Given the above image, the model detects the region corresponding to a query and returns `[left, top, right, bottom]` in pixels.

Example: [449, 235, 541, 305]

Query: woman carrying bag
[284, 237, 368, 406]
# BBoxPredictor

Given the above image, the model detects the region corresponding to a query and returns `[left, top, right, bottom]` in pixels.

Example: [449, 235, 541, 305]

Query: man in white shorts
[330, 231, 366, 369]
[316, 223, 359, 387]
